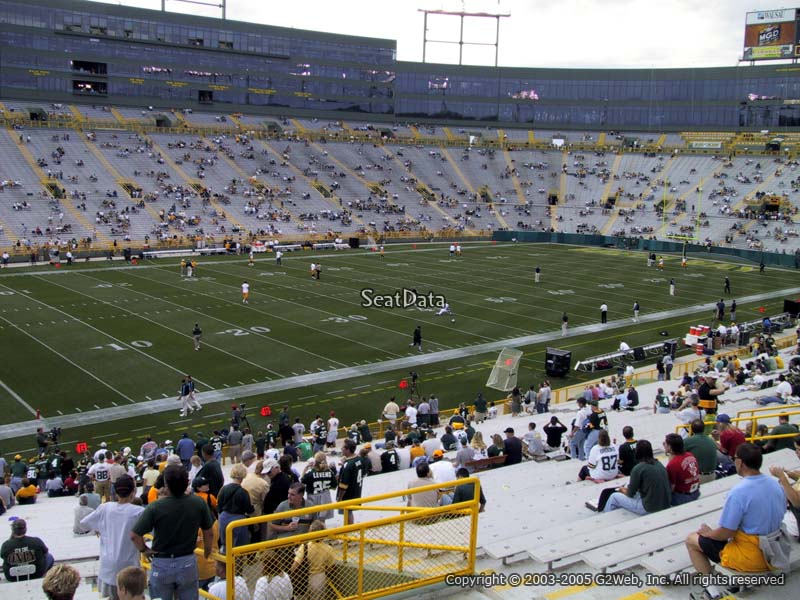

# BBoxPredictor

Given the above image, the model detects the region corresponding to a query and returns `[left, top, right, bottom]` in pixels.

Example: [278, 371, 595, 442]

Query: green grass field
[0, 242, 796, 456]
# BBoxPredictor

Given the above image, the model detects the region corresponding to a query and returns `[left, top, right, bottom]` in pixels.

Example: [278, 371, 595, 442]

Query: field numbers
[644, 278, 666, 283]
[94, 283, 132, 288]
[386, 263, 409, 267]
[217, 325, 272, 336]
[325, 267, 352, 272]
[484, 256, 508, 260]
[321, 315, 368, 324]
[259, 271, 286, 276]
[598, 283, 624, 289]
[684, 273, 704, 278]
[485, 296, 517, 303]
[90, 340, 152, 351]
[547, 290, 575, 296]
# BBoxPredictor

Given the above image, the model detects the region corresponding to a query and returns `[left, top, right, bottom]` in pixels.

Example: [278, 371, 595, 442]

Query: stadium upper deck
[2, 0, 800, 131]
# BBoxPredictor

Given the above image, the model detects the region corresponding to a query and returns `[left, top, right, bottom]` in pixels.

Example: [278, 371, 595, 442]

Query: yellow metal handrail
[222, 477, 480, 600]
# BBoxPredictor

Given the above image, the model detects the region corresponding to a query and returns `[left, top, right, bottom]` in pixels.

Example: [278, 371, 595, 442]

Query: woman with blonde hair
[292, 520, 336, 600]
[470, 431, 487, 459]
[301, 452, 336, 521]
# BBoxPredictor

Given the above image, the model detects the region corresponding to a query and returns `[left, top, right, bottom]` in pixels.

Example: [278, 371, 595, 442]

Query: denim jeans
[149, 555, 198, 600]
[583, 429, 600, 458]
[671, 490, 700, 506]
[603, 492, 647, 515]
[570, 430, 587, 460]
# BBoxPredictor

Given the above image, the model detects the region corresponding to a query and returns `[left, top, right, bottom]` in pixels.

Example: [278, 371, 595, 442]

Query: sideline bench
[274, 244, 302, 252]
[312, 242, 350, 250]
[142, 248, 195, 259]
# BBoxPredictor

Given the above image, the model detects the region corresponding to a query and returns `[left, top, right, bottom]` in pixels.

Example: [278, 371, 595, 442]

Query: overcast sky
[90, 0, 777, 69]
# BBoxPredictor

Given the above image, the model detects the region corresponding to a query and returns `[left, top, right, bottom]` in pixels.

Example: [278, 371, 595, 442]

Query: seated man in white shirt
[578, 430, 619, 482]
[619, 341, 631, 353]
[750, 369, 766, 391]
[775, 374, 794, 402]
[428, 450, 456, 484]
[522, 423, 546, 458]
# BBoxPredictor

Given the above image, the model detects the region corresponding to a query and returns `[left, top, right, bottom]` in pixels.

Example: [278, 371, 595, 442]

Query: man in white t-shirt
[775, 374, 794, 401]
[522, 423, 546, 458]
[428, 451, 456, 484]
[422, 430, 441, 458]
[241, 281, 249, 304]
[404, 401, 418, 430]
[326, 411, 340, 449]
[208, 560, 251, 600]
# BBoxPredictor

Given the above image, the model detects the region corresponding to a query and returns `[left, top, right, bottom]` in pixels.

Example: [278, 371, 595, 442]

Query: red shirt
[719, 427, 746, 457]
[666, 452, 700, 494]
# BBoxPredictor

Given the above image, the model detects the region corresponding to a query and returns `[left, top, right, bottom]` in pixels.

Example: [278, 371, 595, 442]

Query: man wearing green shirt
[603, 440, 671, 515]
[684, 419, 719, 484]
[765, 415, 799, 453]
[130, 466, 214, 600]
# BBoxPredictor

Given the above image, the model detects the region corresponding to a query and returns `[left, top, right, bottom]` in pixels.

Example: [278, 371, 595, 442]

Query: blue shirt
[719, 474, 785, 535]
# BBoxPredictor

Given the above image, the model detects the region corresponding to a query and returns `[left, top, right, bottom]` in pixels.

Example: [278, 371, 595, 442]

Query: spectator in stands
[684, 420, 718, 485]
[522, 422, 546, 459]
[0, 475, 14, 510]
[42, 563, 81, 600]
[764, 415, 800, 453]
[15, 477, 38, 504]
[84, 482, 101, 509]
[487, 434, 504, 464]
[196, 444, 224, 498]
[406, 462, 438, 508]
[218, 464, 254, 549]
[686, 443, 788, 599]
[269, 482, 316, 541]
[382, 396, 400, 426]
[440, 426, 457, 452]
[130, 465, 214, 600]
[715, 414, 745, 460]
[470, 431, 488, 458]
[428, 450, 456, 484]
[208, 559, 251, 600]
[543, 416, 568, 451]
[446, 467, 486, 511]
[617, 426, 638, 477]
[503, 427, 523, 466]
[116, 566, 147, 600]
[569, 398, 590, 460]
[302, 452, 336, 523]
[81, 474, 143, 600]
[380, 441, 400, 473]
[663, 433, 701, 506]
[578, 430, 619, 482]
[291, 520, 336, 599]
[675, 394, 706, 438]
[601, 440, 671, 515]
[1, 518, 54, 581]
[45, 471, 64, 497]
[422, 428, 440, 458]
[336, 439, 364, 526]
[582, 400, 608, 457]
[768, 435, 800, 539]
[73, 495, 94, 535]
[653, 387, 671, 414]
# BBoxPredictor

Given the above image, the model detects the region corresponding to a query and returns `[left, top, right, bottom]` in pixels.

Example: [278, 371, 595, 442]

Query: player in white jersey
[241, 281, 250, 304]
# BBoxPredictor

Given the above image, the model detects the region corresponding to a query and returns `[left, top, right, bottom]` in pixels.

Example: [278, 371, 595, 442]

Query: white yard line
[0, 377, 37, 417]
[0, 314, 135, 405]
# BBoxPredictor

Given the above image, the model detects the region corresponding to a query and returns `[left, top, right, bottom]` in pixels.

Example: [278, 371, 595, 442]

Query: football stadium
[1, 1, 800, 599]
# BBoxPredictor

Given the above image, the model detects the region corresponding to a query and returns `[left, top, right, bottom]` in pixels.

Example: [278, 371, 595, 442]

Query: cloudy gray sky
[90, 0, 777, 68]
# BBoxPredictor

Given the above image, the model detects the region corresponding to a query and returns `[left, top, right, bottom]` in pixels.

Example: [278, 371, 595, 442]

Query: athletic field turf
[0, 242, 795, 456]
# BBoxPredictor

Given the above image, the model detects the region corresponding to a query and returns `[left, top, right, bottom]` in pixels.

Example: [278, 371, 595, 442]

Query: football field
[0, 242, 796, 455]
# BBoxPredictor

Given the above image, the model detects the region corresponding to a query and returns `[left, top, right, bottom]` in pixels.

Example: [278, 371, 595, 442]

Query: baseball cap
[100, 442, 107, 448]
[241, 451, 256, 462]
[261, 459, 280, 474]
[452, 422, 464, 430]
[704, 371, 718, 379]
[14, 454, 21, 460]
[433, 449, 444, 458]
[363, 443, 372, 450]
[192, 476, 209, 491]
[164, 440, 173, 446]
[504, 427, 515, 434]
[11, 519, 26, 533]
[166, 455, 181, 465]
[716, 414, 731, 424]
